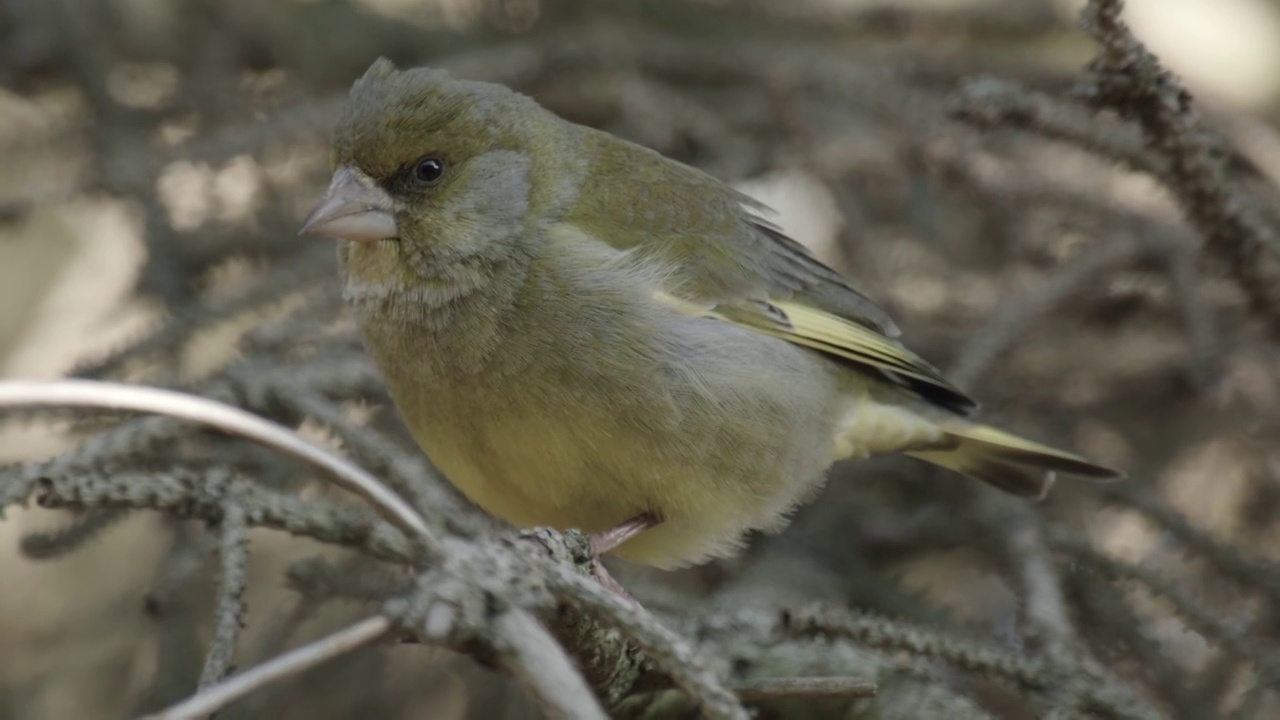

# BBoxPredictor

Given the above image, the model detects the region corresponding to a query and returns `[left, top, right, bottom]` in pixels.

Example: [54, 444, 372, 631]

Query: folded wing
[566, 128, 977, 414]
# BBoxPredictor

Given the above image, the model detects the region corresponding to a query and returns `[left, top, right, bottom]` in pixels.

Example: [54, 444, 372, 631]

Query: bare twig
[0, 380, 435, 551]
[986, 499, 1090, 717]
[782, 604, 1051, 688]
[198, 505, 250, 689]
[1065, 566, 1208, 720]
[1055, 534, 1280, 678]
[1163, 244, 1219, 385]
[781, 604, 1163, 719]
[19, 508, 129, 559]
[1098, 484, 1280, 602]
[146, 615, 392, 720]
[954, 76, 1159, 176]
[733, 676, 877, 702]
[281, 389, 479, 536]
[286, 557, 410, 603]
[136, 527, 214, 713]
[949, 237, 1145, 388]
[492, 607, 609, 720]
[22, 467, 415, 565]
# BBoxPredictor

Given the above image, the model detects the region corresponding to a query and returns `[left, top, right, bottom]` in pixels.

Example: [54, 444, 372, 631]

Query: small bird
[301, 59, 1119, 573]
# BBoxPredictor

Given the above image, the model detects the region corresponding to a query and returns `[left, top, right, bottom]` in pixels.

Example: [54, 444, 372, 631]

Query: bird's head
[301, 59, 569, 291]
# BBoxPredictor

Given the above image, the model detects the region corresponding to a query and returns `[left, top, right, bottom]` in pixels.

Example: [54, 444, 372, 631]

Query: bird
[300, 58, 1119, 576]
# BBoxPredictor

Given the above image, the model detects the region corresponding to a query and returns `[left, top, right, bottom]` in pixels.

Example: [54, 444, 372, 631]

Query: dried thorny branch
[4, 1, 1280, 718]
[1079, 0, 1280, 331]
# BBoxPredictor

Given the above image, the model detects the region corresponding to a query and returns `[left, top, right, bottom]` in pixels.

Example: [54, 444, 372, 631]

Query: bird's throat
[342, 244, 533, 380]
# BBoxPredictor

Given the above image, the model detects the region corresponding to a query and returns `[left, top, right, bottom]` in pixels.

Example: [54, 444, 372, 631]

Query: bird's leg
[589, 512, 658, 556]
[587, 512, 659, 597]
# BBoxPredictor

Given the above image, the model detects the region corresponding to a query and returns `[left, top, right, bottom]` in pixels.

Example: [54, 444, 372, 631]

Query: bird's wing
[563, 131, 977, 415]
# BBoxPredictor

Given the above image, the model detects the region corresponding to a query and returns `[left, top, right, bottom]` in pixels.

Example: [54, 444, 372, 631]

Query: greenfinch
[300, 59, 1118, 570]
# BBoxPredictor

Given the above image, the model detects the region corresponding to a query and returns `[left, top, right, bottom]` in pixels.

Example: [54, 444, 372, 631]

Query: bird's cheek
[343, 238, 409, 281]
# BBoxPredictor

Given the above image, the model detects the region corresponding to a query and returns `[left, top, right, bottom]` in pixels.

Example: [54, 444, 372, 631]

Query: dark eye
[413, 156, 445, 185]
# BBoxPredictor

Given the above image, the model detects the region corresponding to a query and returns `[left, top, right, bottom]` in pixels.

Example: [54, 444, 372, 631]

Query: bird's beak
[298, 167, 398, 242]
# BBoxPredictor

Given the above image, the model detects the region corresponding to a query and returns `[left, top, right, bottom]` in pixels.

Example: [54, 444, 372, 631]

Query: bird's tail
[905, 422, 1121, 500]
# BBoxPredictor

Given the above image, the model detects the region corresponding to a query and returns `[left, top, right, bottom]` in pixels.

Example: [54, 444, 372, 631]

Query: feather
[654, 290, 977, 415]
[907, 423, 1122, 499]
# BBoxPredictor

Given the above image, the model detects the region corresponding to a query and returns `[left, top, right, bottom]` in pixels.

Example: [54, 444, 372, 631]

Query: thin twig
[19, 508, 129, 559]
[733, 676, 877, 702]
[199, 505, 250, 689]
[953, 76, 1159, 176]
[1065, 567, 1207, 720]
[0, 380, 435, 551]
[145, 615, 392, 720]
[23, 467, 415, 565]
[492, 607, 609, 720]
[988, 499, 1089, 716]
[949, 238, 1144, 388]
[781, 604, 1051, 688]
[281, 389, 478, 535]
[1098, 484, 1280, 602]
[1055, 534, 1280, 679]
[781, 604, 1163, 719]
[1163, 246, 1219, 385]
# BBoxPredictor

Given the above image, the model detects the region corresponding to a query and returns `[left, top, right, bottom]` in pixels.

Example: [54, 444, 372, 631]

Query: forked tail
[905, 423, 1121, 499]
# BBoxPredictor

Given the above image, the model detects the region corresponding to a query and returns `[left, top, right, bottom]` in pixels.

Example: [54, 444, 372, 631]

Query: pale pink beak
[299, 167, 398, 242]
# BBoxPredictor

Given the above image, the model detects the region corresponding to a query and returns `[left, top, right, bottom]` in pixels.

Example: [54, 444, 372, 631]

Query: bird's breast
[351, 267, 688, 531]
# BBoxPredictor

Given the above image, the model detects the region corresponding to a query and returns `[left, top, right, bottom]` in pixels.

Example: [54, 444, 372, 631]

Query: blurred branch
[1080, 0, 1280, 332]
[1054, 534, 1280, 676]
[1064, 566, 1207, 720]
[1163, 242, 1220, 386]
[1099, 484, 1280, 603]
[949, 236, 1147, 389]
[953, 76, 1159, 176]
[781, 604, 1050, 689]
[781, 604, 1161, 719]
[734, 676, 876, 702]
[73, 245, 337, 382]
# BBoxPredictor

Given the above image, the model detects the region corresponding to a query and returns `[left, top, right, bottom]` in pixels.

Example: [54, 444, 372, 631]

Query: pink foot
[586, 513, 659, 597]
[589, 513, 656, 556]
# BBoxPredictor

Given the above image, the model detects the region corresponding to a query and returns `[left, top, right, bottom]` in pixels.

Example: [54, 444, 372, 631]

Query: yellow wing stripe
[654, 291, 975, 412]
[773, 301, 941, 379]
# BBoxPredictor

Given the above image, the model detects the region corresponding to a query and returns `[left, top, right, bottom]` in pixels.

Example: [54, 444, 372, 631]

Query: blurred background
[3, 0, 1280, 718]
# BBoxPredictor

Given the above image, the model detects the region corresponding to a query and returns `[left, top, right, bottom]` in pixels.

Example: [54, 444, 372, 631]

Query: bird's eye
[413, 156, 445, 185]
